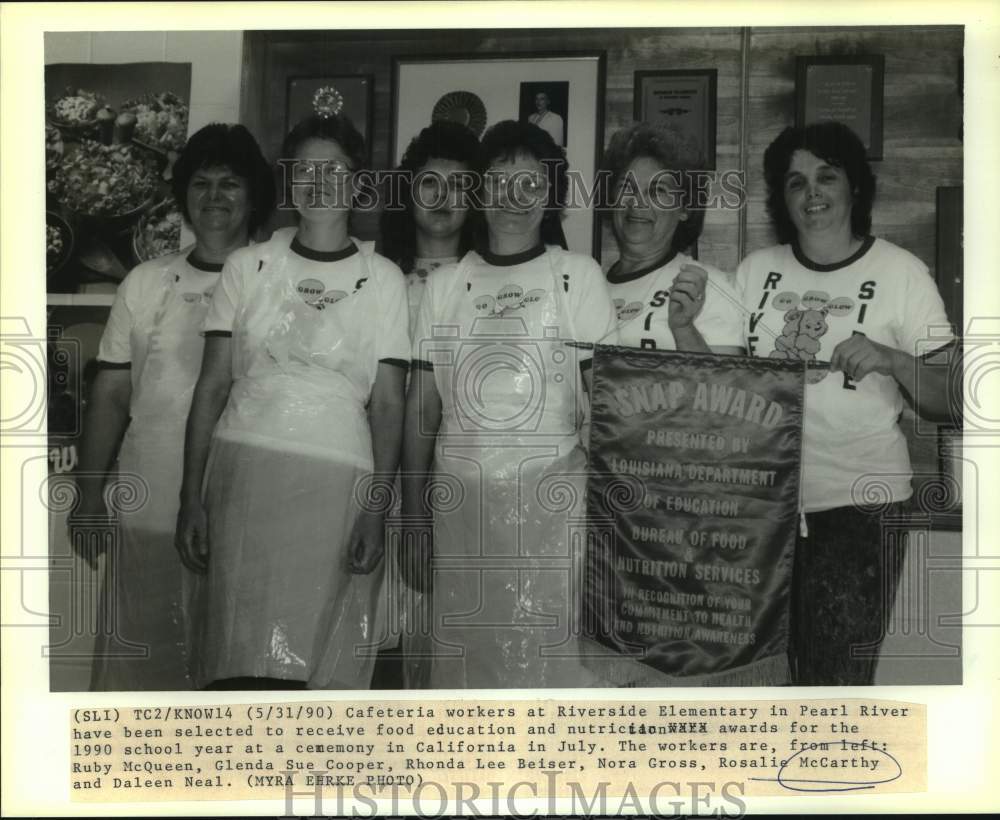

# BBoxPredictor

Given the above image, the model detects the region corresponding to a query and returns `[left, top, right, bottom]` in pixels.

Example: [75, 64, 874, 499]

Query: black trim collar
[480, 244, 546, 267]
[791, 235, 875, 272]
[291, 236, 358, 263]
[606, 248, 678, 285]
[186, 252, 224, 273]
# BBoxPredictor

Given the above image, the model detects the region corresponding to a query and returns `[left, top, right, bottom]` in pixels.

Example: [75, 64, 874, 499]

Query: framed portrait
[518, 81, 569, 147]
[795, 55, 885, 160]
[391, 52, 606, 257]
[285, 74, 375, 155]
[633, 69, 717, 169]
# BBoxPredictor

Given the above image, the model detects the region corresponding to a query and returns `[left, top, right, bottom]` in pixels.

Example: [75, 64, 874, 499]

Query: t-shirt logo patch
[317, 289, 348, 309]
[614, 298, 644, 322]
[297, 278, 324, 301]
[474, 284, 546, 316]
[296, 278, 347, 309]
[182, 292, 201, 304]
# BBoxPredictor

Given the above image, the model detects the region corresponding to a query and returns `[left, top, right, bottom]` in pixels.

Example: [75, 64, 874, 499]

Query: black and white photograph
[2, 3, 998, 816]
[37, 23, 966, 694]
[519, 80, 569, 146]
[391, 51, 605, 254]
[45, 62, 193, 295]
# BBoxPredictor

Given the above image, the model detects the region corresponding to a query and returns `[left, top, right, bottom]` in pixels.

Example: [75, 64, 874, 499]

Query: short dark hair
[763, 121, 876, 244]
[476, 119, 569, 249]
[280, 113, 366, 172]
[379, 121, 479, 273]
[170, 123, 275, 234]
[601, 123, 706, 254]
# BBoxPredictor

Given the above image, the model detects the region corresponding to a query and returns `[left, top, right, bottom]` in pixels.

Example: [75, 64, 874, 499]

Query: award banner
[584, 346, 805, 685]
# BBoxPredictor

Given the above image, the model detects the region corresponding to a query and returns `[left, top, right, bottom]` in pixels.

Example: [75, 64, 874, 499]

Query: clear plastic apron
[93, 252, 213, 690]
[426, 249, 599, 688]
[192, 237, 384, 688]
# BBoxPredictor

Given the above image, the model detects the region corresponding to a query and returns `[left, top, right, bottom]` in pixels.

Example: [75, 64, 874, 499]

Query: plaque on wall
[795, 55, 884, 160]
[633, 69, 717, 169]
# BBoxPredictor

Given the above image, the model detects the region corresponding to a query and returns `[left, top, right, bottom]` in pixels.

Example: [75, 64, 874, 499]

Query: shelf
[47, 293, 115, 307]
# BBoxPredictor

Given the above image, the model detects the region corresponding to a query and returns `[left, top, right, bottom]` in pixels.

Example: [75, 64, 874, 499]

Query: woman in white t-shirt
[380, 121, 479, 333]
[601, 123, 743, 355]
[736, 121, 957, 685]
[401, 120, 618, 688]
[376, 122, 480, 687]
[72, 124, 276, 690]
[175, 111, 410, 689]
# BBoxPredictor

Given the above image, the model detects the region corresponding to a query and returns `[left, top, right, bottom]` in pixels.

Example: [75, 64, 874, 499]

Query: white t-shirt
[605, 252, 743, 350]
[98, 249, 221, 412]
[405, 257, 458, 339]
[411, 245, 618, 367]
[735, 237, 953, 511]
[204, 233, 411, 368]
[529, 110, 564, 145]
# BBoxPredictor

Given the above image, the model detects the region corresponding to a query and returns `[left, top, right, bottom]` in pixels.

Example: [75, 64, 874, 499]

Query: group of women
[72, 99, 955, 690]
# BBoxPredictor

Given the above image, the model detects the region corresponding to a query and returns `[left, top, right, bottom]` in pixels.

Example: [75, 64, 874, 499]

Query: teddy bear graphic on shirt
[769, 307, 830, 361]
[763, 289, 857, 382]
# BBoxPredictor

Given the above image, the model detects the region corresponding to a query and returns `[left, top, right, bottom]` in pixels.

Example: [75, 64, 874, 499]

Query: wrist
[889, 347, 913, 382]
[671, 323, 707, 351]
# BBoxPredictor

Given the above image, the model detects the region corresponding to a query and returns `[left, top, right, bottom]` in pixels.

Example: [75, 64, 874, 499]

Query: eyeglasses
[291, 159, 355, 184]
[483, 168, 549, 203]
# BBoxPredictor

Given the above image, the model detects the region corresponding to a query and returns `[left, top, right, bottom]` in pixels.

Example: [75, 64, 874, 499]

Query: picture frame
[391, 52, 607, 258]
[935, 185, 963, 336]
[795, 55, 885, 160]
[44, 61, 194, 297]
[285, 74, 375, 157]
[633, 69, 717, 169]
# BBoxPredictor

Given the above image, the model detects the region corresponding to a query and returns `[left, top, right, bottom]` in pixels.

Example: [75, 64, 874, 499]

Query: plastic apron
[426, 249, 601, 688]
[190, 236, 384, 689]
[91, 252, 212, 690]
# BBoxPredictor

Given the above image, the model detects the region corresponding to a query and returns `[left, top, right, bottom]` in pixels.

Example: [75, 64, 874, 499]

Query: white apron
[191, 235, 384, 689]
[92, 252, 213, 690]
[426, 249, 600, 688]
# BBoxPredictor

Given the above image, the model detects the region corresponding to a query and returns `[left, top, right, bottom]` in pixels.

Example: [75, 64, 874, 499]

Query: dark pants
[790, 502, 908, 685]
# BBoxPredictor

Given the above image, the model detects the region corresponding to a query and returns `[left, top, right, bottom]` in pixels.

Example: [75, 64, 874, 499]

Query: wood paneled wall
[243, 26, 962, 278]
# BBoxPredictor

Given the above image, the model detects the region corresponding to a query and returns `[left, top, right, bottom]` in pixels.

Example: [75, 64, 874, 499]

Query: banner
[584, 346, 805, 685]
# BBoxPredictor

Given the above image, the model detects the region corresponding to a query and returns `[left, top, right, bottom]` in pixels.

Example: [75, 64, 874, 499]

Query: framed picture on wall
[795, 55, 885, 160]
[935, 185, 963, 335]
[391, 52, 606, 257]
[44, 62, 193, 296]
[633, 69, 717, 169]
[285, 74, 374, 155]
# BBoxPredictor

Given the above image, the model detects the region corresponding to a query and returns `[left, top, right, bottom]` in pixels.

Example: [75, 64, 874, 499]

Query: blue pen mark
[750, 741, 903, 792]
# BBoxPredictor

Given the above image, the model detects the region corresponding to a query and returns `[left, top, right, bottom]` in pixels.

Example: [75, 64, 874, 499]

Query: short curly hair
[601, 123, 706, 254]
[763, 121, 876, 245]
[170, 123, 275, 235]
[476, 119, 569, 249]
[380, 121, 479, 274]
